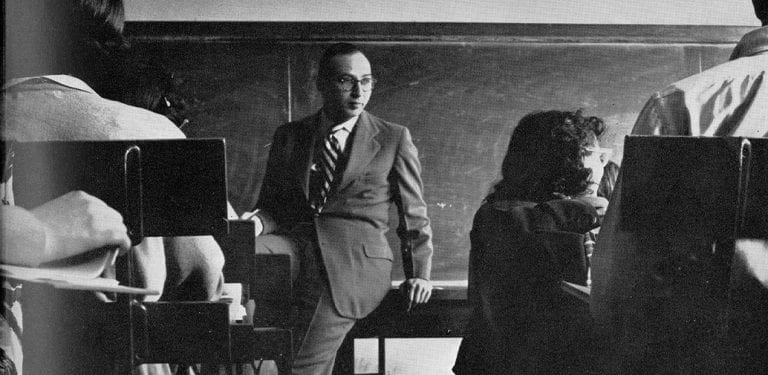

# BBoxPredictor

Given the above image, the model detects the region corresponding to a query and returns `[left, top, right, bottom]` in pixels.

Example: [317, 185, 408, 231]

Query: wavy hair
[486, 110, 606, 203]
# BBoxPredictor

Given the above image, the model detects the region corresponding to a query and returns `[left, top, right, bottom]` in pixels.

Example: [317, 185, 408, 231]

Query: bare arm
[0, 191, 130, 267]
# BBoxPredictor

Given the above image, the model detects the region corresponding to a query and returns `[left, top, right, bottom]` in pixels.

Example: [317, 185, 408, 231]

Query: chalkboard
[126, 23, 743, 281]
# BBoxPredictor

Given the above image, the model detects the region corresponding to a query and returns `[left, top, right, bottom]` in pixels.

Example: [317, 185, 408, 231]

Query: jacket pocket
[363, 243, 393, 261]
[359, 172, 388, 186]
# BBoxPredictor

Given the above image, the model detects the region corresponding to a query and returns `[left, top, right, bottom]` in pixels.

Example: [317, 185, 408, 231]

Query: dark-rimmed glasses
[333, 76, 376, 92]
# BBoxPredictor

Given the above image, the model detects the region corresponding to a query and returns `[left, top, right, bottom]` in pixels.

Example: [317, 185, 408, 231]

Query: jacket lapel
[337, 111, 380, 192]
[295, 113, 320, 200]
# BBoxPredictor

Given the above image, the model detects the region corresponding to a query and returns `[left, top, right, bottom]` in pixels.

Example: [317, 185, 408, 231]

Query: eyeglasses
[333, 76, 376, 92]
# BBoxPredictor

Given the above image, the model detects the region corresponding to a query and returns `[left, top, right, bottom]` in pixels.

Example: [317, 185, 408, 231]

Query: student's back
[3, 75, 184, 142]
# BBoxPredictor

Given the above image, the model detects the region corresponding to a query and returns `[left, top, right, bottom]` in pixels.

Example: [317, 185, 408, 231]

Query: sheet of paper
[1, 248, 159, 295]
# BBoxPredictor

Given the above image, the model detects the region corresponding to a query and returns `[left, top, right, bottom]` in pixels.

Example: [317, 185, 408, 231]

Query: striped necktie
[311, 125, 345, 213]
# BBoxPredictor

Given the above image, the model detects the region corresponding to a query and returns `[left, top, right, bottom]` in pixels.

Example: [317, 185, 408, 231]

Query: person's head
[487, 110, 610, 203]
[122, 60, 189, 128]
[316, 43, 374, 123]
[4, 0, 127, 97]
[754, 0, 768, 26]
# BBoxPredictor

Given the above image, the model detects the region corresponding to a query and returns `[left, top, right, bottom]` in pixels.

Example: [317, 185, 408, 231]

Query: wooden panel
[127, 23, 742, 281]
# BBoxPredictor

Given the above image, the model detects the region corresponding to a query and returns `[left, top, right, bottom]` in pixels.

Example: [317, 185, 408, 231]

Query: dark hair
[755, 0, 768, 25]
[486, 110, 606, 203]
[4, 0, 127, 98]
[317, 43, 366, 82]
[121, 59, 188, 128]
[72, 0, 126, 49]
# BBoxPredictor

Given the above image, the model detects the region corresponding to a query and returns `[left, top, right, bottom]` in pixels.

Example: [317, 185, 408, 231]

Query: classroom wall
[126, 23, 755, 281]
[124, 0, 760, 25]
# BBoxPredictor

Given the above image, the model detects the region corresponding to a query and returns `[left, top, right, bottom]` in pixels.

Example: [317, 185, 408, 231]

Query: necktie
[311, 126, 345, 213]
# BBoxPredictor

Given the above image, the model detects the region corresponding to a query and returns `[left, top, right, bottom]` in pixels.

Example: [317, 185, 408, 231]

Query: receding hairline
[317, 50, 372, 82]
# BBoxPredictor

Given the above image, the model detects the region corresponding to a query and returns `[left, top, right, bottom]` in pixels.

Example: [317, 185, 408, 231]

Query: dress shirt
[319, 112, 358, 152]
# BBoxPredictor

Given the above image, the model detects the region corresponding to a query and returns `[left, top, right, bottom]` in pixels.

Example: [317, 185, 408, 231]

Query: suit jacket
[256, 110, 433, 319]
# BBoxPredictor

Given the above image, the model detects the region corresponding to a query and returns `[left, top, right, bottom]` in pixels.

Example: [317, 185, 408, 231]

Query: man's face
[319, 52, 373, 123]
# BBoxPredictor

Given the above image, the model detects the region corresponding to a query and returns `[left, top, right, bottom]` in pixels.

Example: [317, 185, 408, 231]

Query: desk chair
[11, 139, 232, 374]
[216, 220, 293, 375]
[602, 136, 765, 373]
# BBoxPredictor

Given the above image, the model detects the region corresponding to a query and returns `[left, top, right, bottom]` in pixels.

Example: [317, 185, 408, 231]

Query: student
[241, 43, 434, 374]
[453, 110, 610, 374]
[590, 1, 768, 373]
[2, 0, 224, 373]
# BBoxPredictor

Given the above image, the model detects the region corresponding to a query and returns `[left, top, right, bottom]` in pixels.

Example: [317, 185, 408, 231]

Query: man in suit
[241, 43, 434, 374]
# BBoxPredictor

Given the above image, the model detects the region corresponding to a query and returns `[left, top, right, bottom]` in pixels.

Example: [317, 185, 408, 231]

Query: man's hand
[31, 190, 131, 261]
[239, 210, 264, 236]
[399, 278, 433, 312]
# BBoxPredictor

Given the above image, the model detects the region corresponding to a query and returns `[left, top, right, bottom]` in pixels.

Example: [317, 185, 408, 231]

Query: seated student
[453, 110, 611, 375]
[122, 59, 190, 129]
[4, 0, 225, 300]
[120, 59, 241, 301]
[590, 2, 768, 373]
[2, 0, 224, 373]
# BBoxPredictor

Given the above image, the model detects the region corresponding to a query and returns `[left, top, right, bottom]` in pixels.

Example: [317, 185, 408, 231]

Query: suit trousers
[255, 234, 357, 375]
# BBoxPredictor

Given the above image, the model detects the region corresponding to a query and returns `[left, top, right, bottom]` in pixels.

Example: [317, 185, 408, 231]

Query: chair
[10, 139, 232, 374]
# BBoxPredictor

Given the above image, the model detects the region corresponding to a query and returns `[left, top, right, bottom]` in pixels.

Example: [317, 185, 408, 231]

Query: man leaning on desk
[241, 43, 434, 375]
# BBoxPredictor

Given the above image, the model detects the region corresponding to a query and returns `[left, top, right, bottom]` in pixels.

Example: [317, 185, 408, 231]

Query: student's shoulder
[657, 54, 768, 100]
[479, 200, 537, 222]
[472, 200, 537, 235]
[100, 99, 185, 139]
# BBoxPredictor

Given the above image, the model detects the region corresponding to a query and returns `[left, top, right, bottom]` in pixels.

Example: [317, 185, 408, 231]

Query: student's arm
[0, 191, 130, 267]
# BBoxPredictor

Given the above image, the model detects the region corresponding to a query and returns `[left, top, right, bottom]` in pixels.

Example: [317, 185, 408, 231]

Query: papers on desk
[0, 248, 159, 295]
[221, 283, 247, 323]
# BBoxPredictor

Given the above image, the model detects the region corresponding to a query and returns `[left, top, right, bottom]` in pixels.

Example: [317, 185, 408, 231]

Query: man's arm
[0, 191, 130, 267]
[163, 235, 225, 301]
[240, 128, 286, 236]
[392, 127, 434, 306]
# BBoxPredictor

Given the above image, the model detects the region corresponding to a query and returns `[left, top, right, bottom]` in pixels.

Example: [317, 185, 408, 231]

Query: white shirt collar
[320, 111, 358, 134]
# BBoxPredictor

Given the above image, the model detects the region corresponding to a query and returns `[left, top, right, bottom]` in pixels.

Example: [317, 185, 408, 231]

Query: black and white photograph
[1, 1, 766, 374]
